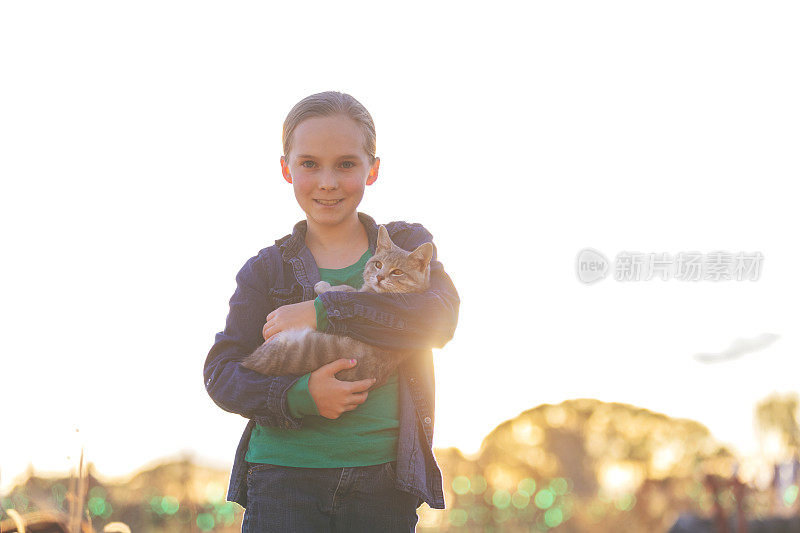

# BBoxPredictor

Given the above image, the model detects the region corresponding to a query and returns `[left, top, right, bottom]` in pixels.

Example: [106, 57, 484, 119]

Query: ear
[281, 156, 292, 184]
[408, 242, 434, 271]
[366, 156, 380, 185]
[376, 225, 392, 253]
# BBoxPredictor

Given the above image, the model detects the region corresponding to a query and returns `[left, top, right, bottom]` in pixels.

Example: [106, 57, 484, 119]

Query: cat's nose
[376, 275, 384, 283]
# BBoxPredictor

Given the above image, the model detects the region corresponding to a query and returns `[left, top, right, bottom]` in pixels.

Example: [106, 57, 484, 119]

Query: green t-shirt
[245, 248, 400, 467]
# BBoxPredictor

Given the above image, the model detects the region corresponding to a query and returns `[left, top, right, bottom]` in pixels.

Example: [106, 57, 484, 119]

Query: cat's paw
[327, 284, 358, 293]
[314, 281, 332, 295]
[337, 285, 358, 292]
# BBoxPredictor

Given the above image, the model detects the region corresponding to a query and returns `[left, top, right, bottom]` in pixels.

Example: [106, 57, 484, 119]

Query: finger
[262, 324, 279, 343]
[350, 378, 377, 393]
[345, 394, 368, 408]
[263, 322, 282, 336]
[266, 310, 276, 321]
[350, 391, 369, 403]
[328, 358, 357, 374]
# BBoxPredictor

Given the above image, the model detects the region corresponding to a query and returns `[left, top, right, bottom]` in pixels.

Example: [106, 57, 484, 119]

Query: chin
[365, 282, 383, 293]
[312, 214, 352, 227]
[315, 209, 358, 225]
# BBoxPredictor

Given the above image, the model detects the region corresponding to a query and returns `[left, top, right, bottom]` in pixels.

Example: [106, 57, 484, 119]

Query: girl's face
[281, 114, 379, 232]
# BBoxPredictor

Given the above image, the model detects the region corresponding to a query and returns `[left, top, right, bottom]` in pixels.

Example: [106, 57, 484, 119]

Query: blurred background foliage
[2, 393, 798, 532]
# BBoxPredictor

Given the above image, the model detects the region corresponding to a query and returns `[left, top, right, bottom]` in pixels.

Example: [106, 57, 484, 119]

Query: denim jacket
[203, 212, 460, 510]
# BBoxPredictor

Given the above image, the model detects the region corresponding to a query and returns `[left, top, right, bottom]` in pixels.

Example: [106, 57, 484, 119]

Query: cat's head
[362, 225, 434, 294]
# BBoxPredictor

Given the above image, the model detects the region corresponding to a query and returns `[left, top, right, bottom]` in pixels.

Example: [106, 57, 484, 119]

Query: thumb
[328, 358, 358, 373]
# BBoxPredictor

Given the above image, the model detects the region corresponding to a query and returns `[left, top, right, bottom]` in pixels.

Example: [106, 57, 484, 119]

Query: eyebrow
[295, 154, 361, 159]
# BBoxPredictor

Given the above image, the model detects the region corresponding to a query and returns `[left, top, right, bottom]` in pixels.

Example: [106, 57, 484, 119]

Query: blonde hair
[282, 91, 376, 165]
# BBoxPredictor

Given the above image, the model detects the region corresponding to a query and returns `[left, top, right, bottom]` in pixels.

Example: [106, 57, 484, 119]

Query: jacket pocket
[268, 285, 304, 307]
[383, 460, 398, 482]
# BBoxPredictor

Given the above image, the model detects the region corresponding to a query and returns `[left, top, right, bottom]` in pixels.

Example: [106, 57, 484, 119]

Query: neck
[304, 213, 367, 253]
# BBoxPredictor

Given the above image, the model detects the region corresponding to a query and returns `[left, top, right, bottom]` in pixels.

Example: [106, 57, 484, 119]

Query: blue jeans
[242, 461, 419, 532]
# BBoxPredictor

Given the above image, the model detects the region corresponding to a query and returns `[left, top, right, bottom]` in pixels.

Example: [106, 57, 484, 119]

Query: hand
[308, 359, 377, 420]
[263, 300, 317, 342]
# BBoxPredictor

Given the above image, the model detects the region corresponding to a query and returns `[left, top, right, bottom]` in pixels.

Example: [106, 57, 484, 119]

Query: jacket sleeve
[315, 223, 460, 351]
[203, 253, 306, 430]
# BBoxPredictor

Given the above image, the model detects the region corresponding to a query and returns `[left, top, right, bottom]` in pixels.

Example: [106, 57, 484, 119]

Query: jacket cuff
[287, 373, 320, 417]
[316, 291, 355, 335]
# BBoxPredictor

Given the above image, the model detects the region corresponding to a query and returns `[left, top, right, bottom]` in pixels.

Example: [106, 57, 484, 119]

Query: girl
[203, 91, 460, 532]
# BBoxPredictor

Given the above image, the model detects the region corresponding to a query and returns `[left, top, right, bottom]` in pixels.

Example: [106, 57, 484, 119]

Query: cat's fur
[241, 225, 434, 390]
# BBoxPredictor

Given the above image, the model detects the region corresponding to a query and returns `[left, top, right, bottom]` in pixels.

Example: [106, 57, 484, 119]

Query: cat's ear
[408, 242, 434, 271]
[376, 225, 393, 253]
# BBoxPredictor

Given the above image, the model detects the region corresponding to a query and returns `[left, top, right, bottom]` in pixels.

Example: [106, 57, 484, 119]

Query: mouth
[314, 199, 344, 206]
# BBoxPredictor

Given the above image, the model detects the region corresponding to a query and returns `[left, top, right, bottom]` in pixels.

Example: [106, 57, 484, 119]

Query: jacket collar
[277, 211, 379, 262]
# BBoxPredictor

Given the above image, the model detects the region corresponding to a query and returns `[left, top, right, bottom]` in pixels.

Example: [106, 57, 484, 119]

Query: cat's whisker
[387, 286, 413, 309]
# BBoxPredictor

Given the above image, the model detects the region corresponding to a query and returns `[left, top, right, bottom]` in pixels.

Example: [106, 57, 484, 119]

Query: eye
[340, 161, 356, 169]
[390, 269, 404, 276]
[373, 260, 382, 269]
[301, 160, 315, 168]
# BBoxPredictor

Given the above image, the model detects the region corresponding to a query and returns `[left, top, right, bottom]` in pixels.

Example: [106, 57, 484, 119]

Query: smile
[314, 199, 343, 206]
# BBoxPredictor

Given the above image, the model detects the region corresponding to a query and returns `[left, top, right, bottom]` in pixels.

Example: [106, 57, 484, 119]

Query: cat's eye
[373, 260, 383, 269]
[390, 269, 404, 276]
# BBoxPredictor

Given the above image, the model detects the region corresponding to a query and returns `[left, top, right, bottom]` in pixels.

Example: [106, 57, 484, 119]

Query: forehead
[292, 114, 368, 159]
[371, 248, 406, 262]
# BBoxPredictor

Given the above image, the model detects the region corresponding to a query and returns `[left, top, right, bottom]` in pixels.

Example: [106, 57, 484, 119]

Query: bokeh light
[544, 507, 564, 527]
[534, 488, 555, 509]
[88, 496, 107, 516]
[197, 512, 215, 531]
[511, 490, 530, 509]
[448, 508, 468, 526]
[783, 484, 798, 507]
[615, 493, 636, 511]
[518, 477, 536, 496]
[160, 495, 179, 515]
[451, 475, 470, 495]
[550, 477, 568, 495]
[469, 474, 487, 495]
[491, 489, 511, 509]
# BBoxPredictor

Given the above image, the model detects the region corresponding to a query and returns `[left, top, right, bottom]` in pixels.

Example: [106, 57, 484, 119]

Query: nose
[376, 275, 384, 283]
[319, 169, 337, 190]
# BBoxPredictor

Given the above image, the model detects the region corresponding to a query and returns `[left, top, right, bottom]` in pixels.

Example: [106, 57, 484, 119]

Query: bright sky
[2, 1, 798, 493]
